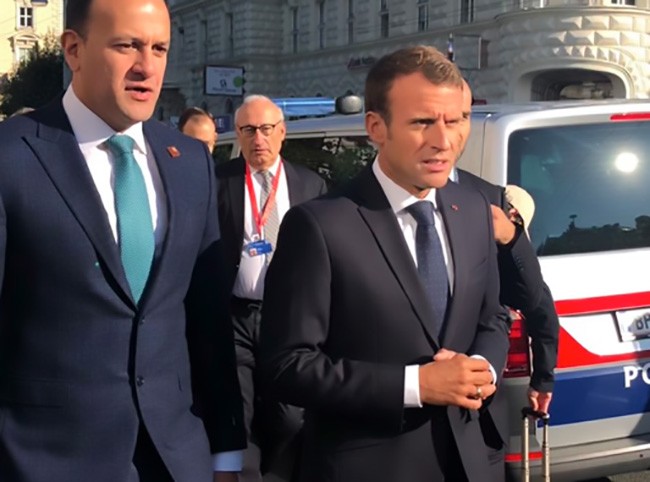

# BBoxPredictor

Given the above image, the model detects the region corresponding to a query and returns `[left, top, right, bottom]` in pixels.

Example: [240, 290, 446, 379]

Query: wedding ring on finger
[475, 386, 482, 400]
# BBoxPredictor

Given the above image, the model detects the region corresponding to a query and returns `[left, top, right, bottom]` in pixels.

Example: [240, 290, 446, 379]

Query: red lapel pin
[451, 204, 459, 211]
[167, 146, 180, 158]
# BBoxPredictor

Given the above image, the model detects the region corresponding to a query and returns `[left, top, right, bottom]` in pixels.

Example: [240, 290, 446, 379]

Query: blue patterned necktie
[405, 201, 449, 335]
[105, 134, 154, 304]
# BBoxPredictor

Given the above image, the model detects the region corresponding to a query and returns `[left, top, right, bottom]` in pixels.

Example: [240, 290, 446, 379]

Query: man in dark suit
[215, 95, 327, 482]
[259, 46, 511, 482]
[0, 0, 245, 481]
[455, 169, 559, 404]
[454, 80, 559, 481]
[456, 80, 558, 412]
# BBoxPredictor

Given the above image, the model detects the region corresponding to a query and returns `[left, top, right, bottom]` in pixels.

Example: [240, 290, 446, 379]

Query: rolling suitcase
[521, 407, 551, 482]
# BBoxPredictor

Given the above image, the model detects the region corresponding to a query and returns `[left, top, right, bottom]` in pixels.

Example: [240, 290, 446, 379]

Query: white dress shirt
[62, 86, 241, 472]
[232, 156, 290, 300]
[62, 87, 167, 248]
[372, 160, 495, 408]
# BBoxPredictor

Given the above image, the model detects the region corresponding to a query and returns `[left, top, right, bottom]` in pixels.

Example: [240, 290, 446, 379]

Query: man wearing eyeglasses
[215, 95, 327, 482]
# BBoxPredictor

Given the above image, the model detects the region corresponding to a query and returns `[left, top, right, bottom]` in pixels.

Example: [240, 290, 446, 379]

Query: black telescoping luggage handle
[521, 407, 551, 482]
[521, 406, 550, 421]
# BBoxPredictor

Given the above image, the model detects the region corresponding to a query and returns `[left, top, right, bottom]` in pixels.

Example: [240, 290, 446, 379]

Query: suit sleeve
[460, 170, 544, 313]
[497, 225, 544, 312]
[185, 150, 246, 454]
[259, 204, 405, 429]
[525, 283, 559, 393]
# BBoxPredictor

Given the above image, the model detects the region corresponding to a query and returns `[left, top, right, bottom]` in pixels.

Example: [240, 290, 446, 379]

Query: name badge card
[245, 239, 273, 257]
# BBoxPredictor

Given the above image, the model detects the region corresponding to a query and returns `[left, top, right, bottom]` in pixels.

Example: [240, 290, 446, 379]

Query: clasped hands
[418, 348, 495, 410]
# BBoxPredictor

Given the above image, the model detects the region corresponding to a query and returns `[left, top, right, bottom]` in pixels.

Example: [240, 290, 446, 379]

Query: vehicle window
[214, 143, 234, 164]
[507, 121, 650, 256]
[281, 136, 376, 188]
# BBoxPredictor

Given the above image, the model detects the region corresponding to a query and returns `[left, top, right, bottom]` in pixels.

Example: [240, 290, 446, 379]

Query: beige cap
[505, 185, 535, 237]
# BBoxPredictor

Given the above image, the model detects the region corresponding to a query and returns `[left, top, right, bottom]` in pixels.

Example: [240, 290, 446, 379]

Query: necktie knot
[106, 135, 136, 160]
[406, 201, 436, 226]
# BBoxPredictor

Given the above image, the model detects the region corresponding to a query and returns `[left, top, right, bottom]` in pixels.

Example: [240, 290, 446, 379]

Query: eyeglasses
[237, 120, 283, 137]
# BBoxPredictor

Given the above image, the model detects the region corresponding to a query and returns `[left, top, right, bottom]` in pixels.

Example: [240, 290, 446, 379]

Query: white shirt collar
[249, 155, 282, 176]
[62, 86, 148, 155]
[449, 167, 459, 183]
[372, 158, 438, 214]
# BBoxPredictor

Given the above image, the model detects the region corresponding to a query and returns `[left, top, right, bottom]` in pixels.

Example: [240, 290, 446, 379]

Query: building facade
[0, 0, 64, 78]
[162, 0, 650, 124]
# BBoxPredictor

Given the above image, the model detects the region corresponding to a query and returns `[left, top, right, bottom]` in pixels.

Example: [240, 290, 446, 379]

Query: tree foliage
[0, 35, 64, 117]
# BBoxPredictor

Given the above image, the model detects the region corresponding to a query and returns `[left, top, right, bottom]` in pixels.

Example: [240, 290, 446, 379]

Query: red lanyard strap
[245, 161, 283, 236]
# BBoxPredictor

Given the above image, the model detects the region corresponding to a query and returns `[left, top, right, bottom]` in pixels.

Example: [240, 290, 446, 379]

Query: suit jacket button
[136, 376, 145, 387]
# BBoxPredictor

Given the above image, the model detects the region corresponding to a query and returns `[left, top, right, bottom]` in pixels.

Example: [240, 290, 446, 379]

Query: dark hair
[177, 107, 214, 132]
[365, 45, 463, 124]
[65, 0, 170, 38]
[65, 0, 94, 37]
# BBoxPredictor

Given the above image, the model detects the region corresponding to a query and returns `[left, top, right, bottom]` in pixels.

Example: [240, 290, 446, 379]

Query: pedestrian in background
[215, 94, 327, 482]
[452, 79, 559, 481]
[178, 106, 218, 153]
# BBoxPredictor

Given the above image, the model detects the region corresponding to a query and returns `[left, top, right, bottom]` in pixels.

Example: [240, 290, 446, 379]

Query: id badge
[245, 239, 273, 257]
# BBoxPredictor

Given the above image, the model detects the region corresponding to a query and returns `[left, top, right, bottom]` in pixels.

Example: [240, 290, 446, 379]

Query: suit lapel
[354, 169, 439, 347]
[284, 159, 303, 206]
[139, 121, 191, 308]
[228, 157, 246, 250]
[436, 183, 469, 344]
[25, 102, 134, 307]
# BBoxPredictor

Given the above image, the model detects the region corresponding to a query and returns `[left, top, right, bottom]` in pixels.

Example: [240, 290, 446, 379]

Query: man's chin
[421, 174, 450, 189]
[122, 103, 155, 123]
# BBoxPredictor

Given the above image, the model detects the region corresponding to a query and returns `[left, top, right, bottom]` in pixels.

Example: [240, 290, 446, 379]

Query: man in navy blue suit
[0, 0, 245, 481]
[260, 46, 510, 482]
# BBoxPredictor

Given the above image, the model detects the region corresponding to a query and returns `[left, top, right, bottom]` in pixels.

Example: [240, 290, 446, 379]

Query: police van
[217, 99, 650, 481]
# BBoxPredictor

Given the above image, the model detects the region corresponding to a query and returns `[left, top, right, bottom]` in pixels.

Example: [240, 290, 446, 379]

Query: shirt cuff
[404, 365, 423, 407]
[470, 354, 497, 384]
[212, 450, 243, 472]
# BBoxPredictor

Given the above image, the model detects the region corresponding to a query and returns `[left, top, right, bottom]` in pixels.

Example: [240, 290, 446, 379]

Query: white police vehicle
[218, 98, 650, 482]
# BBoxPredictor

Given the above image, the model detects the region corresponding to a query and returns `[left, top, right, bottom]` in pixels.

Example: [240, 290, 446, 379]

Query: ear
[278, 121, 287, 140]
[61, 30, 82, 73]
[365, 111, 387, 146]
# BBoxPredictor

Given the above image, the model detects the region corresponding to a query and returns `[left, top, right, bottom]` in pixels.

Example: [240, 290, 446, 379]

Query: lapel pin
[451, 204, 459, 211]
[167, 146, 181, 158]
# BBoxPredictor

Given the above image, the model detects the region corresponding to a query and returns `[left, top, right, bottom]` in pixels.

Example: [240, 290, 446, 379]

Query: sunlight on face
[368, 72, 464, 197]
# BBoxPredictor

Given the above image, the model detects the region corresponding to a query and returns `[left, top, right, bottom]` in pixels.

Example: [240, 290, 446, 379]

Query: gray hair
[234, 94, 285, 124]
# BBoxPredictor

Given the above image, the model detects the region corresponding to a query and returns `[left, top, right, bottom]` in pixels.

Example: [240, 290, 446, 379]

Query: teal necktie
[105, 134, 154, 303]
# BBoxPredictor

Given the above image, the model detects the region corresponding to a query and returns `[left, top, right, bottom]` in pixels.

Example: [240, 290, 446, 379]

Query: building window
[318, 1, 325, 49]
[226, 13, 234, 57]
[460, 0, 474, 24]
[18, 7, 34, 28]
[379, 0, 389, 39]
[611, 0, 635, 4]
[15, 46, 32, 63]
[347, 0, 354, 44]
[417, 0, 428, 32]
[291, 7, 299, 54]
